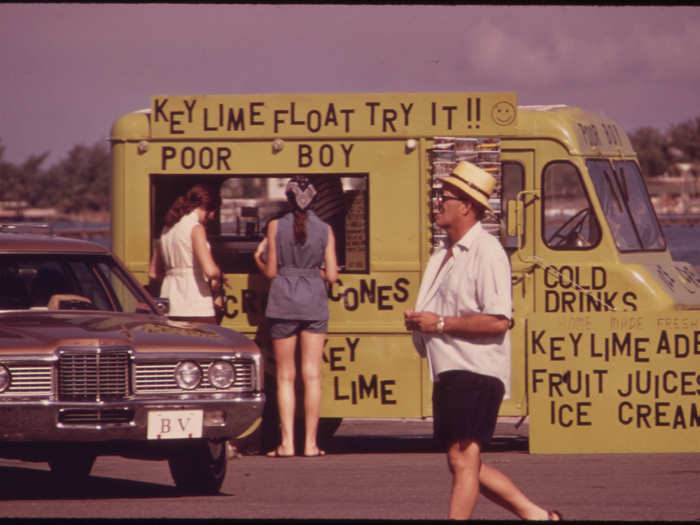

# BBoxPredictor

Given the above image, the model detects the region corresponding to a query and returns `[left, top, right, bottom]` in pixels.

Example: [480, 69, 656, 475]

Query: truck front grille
[58, 347, 131, 401]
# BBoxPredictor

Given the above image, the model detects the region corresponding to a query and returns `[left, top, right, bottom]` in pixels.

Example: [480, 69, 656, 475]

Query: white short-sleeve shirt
[413, 222, 512, 397]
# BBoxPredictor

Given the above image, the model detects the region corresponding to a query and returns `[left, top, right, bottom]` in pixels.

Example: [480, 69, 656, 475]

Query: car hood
[0, 311, 259, 355]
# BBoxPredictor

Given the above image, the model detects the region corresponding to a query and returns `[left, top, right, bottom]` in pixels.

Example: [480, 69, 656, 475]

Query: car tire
[48, 452, 96, 481]
[168, 439, 227, 494]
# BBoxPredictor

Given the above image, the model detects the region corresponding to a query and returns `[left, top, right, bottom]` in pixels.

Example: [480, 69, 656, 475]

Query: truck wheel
[48, 452, 96, 481]
[168, 440, 227, 494]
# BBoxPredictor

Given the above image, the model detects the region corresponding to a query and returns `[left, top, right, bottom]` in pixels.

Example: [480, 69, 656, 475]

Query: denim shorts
[269, 318, 328, 339]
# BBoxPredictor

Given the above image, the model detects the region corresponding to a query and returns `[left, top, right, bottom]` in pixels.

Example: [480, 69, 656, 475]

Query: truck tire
[168, 440, 227, 494]
[48, 452, 96, 481]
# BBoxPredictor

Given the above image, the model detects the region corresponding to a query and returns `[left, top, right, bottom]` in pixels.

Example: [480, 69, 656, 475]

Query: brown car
[0, 227, 264, 494]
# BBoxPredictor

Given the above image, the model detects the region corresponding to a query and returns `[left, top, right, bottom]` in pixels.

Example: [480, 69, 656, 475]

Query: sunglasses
[436, 192, 466, 205]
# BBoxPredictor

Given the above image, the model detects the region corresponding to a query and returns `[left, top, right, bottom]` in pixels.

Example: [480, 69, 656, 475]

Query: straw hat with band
[440, 161, 496, 211]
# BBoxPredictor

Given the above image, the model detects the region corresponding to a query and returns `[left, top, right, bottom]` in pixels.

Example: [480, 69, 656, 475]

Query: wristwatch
[436, 316, 445, 334]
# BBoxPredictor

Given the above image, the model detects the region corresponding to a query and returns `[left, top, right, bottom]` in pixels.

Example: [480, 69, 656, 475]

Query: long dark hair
[164, 184, 221, 228]
[292, 209, 308, 245]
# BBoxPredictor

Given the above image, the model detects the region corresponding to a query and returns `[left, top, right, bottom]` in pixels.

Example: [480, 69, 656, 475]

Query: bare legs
[270, 330, 325, 456]
[447, 439, 556, 520]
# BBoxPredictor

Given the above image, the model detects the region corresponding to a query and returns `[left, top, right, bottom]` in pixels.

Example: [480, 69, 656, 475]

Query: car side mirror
[153, 297, 170, 315]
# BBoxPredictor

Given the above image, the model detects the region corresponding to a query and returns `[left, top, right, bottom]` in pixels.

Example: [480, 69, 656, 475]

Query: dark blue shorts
[269, 318, 328, 339]
[432, 369, 505, 447]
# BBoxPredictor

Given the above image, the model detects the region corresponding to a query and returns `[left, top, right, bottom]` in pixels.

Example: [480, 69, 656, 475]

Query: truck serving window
[587, 159, 665, 252]
[543, 161, 601, 250]
[212, 174, 368, 274]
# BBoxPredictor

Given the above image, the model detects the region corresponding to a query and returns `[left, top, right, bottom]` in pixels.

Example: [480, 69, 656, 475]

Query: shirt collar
[445, 222, 483, 253]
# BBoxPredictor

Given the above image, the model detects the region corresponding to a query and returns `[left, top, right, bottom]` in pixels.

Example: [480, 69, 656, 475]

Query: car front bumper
[0, 392, 265, 442]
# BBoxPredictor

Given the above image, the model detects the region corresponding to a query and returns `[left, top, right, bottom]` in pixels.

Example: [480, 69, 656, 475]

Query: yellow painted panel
[528, 312, 700, 453]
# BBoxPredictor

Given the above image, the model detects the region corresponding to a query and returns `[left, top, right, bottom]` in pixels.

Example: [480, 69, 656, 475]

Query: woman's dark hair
[292, 208, 308, 245]
[164, 184, 221, 228]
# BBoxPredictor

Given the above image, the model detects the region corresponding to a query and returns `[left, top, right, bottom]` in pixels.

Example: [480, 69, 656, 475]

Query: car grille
[58, 347, 131, 401]
[58, 408, 135, 425]
[134, 359, 255, 393]
[2, 364, 52, 396]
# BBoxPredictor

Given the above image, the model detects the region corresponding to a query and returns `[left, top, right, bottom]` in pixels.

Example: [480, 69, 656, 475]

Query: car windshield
[586, 159, 666, 252]
[0, 254, 156, 313]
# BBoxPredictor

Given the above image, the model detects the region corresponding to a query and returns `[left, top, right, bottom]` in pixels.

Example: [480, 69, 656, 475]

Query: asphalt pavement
[0, 417, 697, 520]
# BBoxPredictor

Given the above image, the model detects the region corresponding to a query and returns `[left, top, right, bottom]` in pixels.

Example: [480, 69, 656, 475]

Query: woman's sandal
[265, 447, 294, 458]
[303, 449, 326, 458]
[548, 510, 563, 521]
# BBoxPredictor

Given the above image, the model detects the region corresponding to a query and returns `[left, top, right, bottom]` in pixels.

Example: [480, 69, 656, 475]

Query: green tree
[628, 126, 669, 178]
[41, 142, 111, 214]
[666, 117, 700, 162]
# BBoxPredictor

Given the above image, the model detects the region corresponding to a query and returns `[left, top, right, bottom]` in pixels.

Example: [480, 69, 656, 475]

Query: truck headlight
[208, 360, 235, 389]
[174, 361, 201, 390]
[0, 365, 9, 393]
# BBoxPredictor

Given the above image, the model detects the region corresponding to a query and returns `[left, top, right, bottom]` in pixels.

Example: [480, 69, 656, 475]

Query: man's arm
[404, 310, 509, 337]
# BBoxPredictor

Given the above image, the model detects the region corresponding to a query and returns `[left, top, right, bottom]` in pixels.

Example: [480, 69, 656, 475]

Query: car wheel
[168, 439, 227, 494]
[48, 452, 96, 481]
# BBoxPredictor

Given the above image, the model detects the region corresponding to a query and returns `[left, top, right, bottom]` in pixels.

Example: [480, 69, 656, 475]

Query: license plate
[147, 410, 203, 440]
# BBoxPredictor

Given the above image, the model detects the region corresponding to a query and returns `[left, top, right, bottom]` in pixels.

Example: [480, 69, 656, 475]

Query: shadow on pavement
[0, 465, 231, 500]
[324, 434, 529, 455]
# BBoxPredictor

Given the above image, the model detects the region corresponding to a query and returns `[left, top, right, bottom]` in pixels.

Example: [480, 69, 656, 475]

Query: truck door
[500, 150, 535, 417]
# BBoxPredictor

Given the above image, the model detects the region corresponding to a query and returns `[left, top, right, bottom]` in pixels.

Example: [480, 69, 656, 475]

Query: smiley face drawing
[492, 101, 516, 126]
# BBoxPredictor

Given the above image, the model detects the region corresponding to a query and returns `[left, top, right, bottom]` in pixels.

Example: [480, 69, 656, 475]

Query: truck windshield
[587, 159, 666, 252]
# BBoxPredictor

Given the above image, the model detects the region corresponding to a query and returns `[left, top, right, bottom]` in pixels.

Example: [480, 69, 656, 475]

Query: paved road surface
[0, 418, 698, 520]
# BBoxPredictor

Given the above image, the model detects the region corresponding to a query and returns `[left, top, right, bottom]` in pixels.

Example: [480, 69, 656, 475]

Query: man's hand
[404, 309, 441, 333]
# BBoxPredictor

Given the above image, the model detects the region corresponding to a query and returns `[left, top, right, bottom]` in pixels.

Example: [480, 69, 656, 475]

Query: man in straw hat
[405, 161, 561, 520]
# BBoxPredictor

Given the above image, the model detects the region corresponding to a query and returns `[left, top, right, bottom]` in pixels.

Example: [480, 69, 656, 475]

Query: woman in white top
[148, 184, 223, 324]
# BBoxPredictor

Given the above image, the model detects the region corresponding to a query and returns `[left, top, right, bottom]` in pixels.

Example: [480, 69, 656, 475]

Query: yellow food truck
[110, 92, 700, 453]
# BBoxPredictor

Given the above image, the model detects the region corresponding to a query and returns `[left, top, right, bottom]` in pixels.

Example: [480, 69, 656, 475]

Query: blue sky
[2, 4, 699, 165]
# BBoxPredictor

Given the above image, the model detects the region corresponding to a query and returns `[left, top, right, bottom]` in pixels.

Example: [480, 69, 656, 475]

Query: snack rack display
[429, 137, 502, 250]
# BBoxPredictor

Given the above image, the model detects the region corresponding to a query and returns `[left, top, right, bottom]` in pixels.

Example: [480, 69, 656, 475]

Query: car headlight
[0, 365, 9, 393]
[208, 360, 235, 389]
[174, 361, 202, 390]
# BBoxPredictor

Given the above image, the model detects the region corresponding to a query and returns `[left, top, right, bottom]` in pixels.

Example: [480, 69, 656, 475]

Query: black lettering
[154, 98, 168, 122]
[545, 290, 559, 312]
[393, 277, 409, 302]
[634, 338, 650, 363]
[250, 102, 264, 126]
[366, 102, 380, 125]
[333, 376, 349, 400]
[324, 103, 338, 127]
[227, 107, 245, 130]
[622, 292, 637, 311]
[442, 105, 457, 129]
[592, 266, 606, 289]
[181, 147, 195, 169]
[381, 380, 397, 404]
[274, 109, 288, 133]
[182, 99, 196, 122]
[170, 111, 184, 134]
[382, 108, 397, 132]
[298, 144, 313, 168]
[203, 108, 217, 131]
[340, 143, 354, 167]
[308, 110, 322, 133]
[358, 374, 378, 399]
[199, 147, 213, 169]
[217, 147, 231, 170]
[619, 402, 633, 425]
[340, 109, 354, 132]
[531, 330, 547, 355]
[377, 286, 392, 310]
[329, 347, 345, 371]
[346, 337, 359, 362]
[161, 146, 176, 170]
[344, 288, 359, 311]
[319, 144, 333, 166]
[655, 402, 670, 427]
[359, 279, 375, 303]
[223, 295, 238, 319]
